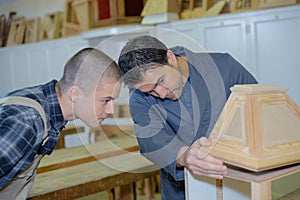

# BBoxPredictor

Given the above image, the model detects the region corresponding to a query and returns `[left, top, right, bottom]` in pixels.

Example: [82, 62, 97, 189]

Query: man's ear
[167, 50, 178, 67]
[68, 86, 82, 103]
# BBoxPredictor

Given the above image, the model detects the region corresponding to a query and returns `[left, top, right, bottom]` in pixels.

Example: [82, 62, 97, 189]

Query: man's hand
[176, 137, 227, 179]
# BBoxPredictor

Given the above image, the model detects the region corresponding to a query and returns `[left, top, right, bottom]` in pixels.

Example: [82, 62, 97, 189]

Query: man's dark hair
[118, 35, 168, 86]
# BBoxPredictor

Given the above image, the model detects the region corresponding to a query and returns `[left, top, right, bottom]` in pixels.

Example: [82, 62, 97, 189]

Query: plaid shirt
[0, 80, 67, 189]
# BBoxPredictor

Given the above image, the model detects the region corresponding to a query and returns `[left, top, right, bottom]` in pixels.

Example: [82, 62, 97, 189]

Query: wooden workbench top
[38, 135, 139, 173]
[29, 152, 159, 199]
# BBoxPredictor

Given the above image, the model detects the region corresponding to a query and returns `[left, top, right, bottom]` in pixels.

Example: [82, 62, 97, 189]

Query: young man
[0, 48, 122, 199]
[118, 35, 257, 200]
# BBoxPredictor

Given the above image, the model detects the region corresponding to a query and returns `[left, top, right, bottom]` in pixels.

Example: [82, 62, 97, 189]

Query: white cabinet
[0, 51, 14, 94]
[248, 6, 300, 105]
[158, 5, 300, 106]
[198, 14, 251, 73]
[0, 36, 89, 95]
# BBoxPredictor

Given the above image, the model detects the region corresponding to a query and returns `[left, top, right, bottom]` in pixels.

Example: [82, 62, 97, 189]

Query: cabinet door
[157, 19, 206, 52]
[249, 6, 300, 106]
[198, 15, 252, 73]
[0, 50, 14, 95]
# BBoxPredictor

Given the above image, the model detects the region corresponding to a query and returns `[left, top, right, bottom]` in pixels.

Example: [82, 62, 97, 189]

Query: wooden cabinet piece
[202, 84, 300, 172]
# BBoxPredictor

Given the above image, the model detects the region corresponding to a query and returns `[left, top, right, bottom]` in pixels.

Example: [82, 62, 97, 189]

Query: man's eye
[100, 99, 110, 104]
[158, 78, 164, 85]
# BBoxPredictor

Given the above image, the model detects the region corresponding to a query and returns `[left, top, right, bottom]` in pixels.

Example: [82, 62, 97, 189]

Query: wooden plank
[226, 163, 300, 183]
[38, 135, 139, 173]
[56, 125, 85, 149]
[28, 152, 159, 199]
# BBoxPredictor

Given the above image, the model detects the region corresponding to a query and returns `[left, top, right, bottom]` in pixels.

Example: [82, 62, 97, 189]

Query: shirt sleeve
[0, 106, 41, 186]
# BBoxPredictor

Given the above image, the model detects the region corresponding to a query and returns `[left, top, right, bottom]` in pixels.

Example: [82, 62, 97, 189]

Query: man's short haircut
[118, 35, 168, 86]
[58, 48, 121, 95]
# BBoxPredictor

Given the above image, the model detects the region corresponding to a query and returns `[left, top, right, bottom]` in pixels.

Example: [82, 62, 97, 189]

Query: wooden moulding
[25, 18, 40, 43]
[231, 0, 259, 12]
[6, 17, 26, 46]
[201, 84, 300, 172]
[40, 12, 62, 41]
[180, 0, 214, 19]
[258, 0, 297, 9]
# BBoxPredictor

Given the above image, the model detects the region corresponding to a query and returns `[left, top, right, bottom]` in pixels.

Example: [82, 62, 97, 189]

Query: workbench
[56, 125, 85, 149]
[28, 135, 159, 200]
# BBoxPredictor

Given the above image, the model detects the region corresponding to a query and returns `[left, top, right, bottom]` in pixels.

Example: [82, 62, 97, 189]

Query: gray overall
[0, 96, 48, 200]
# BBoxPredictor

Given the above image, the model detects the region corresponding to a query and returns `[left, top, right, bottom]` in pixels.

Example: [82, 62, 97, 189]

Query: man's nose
[105, 100, 114, 115]
[154, 85, 168, 99]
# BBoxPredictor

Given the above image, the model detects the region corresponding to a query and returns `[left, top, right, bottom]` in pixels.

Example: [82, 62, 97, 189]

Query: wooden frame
[63, 0, 116, 37]
[180, 0, 214, 19]
[231, 0, 259, 12]
[201, 84, 300, 172]
[93, 0, 116, 27]
[40, 12, 62, 41]
[6, 17, 26, 46]
[25, 18, 40, 43]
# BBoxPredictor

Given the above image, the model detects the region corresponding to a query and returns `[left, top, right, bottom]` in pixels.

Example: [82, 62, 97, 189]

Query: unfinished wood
[39, 12, 62, 40]
[62, 0, 81, 36]
[6, 17, 26, 46]
[141, 0, 180, 16]
[201, 84, 300, 172]
[72, 0, 93, 31]
[28, 152, 159, 200]
[200, 0, 229, 18]
[25, 18, 40, 43]
[0, 14, 6, 47]
[258, 0, 297, 8]
[185, 163, 300, 200]
[231, 0, 259, 12]
[55, 125, 85, 149]
[251, 182, 271, 200]
[92, 0, 116, 27]
[38, 135, 139, 173]
[278, 187, 300, 200]
[191, 0, 214, 18]
[180, 0, 214, 19]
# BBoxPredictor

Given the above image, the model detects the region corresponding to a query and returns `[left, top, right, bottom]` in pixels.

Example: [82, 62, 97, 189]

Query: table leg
[251, 181, 271, 200]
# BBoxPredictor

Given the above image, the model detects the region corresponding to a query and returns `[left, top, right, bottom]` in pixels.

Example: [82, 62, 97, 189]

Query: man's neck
[177, 56, 189, 84]
[55, 84, 74, 121]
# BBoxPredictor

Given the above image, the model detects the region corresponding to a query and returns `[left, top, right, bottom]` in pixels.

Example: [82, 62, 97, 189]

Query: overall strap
[0, 96, 48, 147]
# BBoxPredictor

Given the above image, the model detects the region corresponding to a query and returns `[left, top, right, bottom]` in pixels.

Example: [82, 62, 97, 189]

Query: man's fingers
[198, 137, 211, 146]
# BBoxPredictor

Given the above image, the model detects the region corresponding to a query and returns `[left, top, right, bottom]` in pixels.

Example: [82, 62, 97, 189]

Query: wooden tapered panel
[6, 17, 26, 46]
[25, 18, 40, 43]
[141, 0, 180, 16]
[202, 84, 300, 172]
[40, 12, 62, 40]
